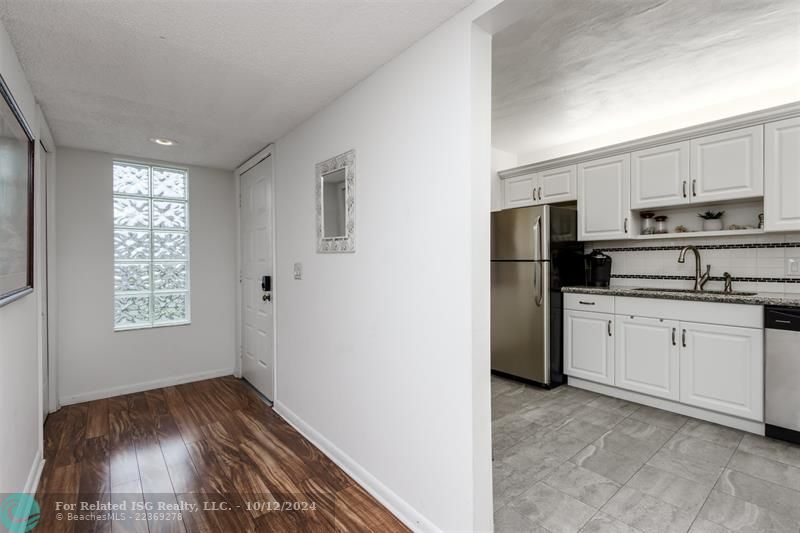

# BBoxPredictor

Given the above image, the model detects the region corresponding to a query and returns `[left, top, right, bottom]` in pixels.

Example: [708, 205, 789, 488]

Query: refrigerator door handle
[533, 216, 542, 261]
[534, 262, 544, 307]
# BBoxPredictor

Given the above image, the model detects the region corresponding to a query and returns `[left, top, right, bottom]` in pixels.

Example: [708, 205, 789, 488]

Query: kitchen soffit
[492, 0, 800, 160]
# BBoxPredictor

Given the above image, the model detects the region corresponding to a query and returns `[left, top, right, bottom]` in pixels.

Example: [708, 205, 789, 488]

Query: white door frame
[234, 144, 277, 400]
[45, 147, 58, 414]
[37, 112, 59, 419]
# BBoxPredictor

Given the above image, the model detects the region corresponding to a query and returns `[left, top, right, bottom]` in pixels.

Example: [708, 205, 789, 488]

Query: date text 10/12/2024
[54, 499, 319, 513]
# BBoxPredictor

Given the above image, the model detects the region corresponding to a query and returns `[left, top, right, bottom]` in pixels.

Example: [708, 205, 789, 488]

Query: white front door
[240, 155, 275, 400]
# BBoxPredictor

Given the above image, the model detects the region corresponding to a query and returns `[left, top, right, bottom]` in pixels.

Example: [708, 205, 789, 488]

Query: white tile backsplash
[588, 232, 800, 295]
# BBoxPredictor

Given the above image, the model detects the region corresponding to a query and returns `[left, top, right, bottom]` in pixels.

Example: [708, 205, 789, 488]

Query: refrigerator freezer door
[492, 206, 549, 260]
[548, 205, 578, 243]
[491, 261, 550, 384]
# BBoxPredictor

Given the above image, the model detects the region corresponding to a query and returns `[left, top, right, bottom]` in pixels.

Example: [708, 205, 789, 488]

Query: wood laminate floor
[37, 376, 408, 533]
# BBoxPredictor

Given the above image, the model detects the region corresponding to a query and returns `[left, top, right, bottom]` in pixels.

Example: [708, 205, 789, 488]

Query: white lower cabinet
[680, 322, 763, 421]
[564, 310, 614, 385]
[615, 316, 680, 401]
[564, 297, 764, 423]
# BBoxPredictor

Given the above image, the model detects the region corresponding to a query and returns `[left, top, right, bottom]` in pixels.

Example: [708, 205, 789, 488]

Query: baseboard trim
[568, 377, 765, 435]
[273, 400, 439, 533]
[59, 368, 235, 406]
[23, 449, 44, 495]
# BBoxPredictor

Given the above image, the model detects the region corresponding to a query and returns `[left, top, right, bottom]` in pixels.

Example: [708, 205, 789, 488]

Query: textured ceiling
[492, 0, 800, 159]
[0, 0, 471, 170]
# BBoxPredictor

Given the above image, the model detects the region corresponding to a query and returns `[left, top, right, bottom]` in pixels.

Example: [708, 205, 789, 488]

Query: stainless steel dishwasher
[765, 306, 800, 444]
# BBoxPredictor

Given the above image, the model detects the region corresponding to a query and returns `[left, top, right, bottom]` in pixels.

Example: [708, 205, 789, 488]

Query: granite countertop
[562, 286, 800, 308]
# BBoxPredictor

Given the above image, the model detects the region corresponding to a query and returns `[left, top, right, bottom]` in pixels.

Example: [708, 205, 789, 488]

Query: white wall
[518, 85, 800, 166]
[0, 20, 46, 494]
[55, 148, 237, 404]
[271, 3, 496, 531]
[490, 147, 517, 211]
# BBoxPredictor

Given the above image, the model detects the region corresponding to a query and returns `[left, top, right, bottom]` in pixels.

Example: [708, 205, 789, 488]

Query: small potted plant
[698, 210, 725, 231]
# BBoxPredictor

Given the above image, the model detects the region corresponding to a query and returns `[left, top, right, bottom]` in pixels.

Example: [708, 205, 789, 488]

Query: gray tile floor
[492, 375, 800, 533]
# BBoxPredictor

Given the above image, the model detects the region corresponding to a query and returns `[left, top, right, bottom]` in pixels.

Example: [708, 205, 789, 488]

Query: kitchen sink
[633, 287, 758, 296]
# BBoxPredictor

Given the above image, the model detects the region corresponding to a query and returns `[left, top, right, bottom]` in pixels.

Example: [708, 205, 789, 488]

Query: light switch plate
[293, 262, 303, 280]
[787, 257, 800, 277]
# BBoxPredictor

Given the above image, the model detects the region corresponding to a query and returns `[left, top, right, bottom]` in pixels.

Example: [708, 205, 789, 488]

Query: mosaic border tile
[595, 241, 800, 253]
[612, 274, 800, 284]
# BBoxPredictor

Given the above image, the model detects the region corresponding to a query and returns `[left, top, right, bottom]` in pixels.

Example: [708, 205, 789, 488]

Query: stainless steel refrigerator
[491, 205, 583, 386]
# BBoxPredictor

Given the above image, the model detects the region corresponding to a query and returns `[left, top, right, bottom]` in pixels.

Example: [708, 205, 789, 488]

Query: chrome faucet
[677, 245, 711, 291]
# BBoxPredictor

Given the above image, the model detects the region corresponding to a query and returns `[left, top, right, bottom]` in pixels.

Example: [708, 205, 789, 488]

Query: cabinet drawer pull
[672, 327, 676, 346]
[682, 328, 687, 347]
[578, 301, 596, 306]
[608, 320, 612, 337]
[692, 179, 697, 197]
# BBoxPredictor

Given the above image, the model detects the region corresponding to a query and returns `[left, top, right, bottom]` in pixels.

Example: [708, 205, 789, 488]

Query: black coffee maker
[585, 250, 612, 287]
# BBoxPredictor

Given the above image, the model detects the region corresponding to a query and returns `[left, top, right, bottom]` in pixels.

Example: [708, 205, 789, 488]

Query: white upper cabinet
[631, 141, 690, 210]
[578, 154, 631, 241]
[502, 166, 576, 209]
[539, 165, 577, 203]
[504, 109, 797, 232]
[680, 321, 763, 421]
[615, 316, 680, 401]
[690, 125, 764, 203]
[765, 117, 800, 232]
[503, 173, 536, 208]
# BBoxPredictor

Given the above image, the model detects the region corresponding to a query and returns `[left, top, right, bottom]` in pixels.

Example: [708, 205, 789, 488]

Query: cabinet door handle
[624, 218, 628, 233]
[578, 301, 595, 306]
[692, 179, 697, 197]
[682, 328, 687, 347]
[538, 187, 542, 201]
[532, 187, 536, 200]
[672, 327, 676, 346]
[682, 180, 687, 198]
[608, 320, 612, 337]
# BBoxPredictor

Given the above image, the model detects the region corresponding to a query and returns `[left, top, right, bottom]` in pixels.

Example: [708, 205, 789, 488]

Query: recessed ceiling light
[150, 137, 177, 146]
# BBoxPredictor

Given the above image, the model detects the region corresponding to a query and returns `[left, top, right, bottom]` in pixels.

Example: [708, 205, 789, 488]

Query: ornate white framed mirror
[316, 149, 355, 253]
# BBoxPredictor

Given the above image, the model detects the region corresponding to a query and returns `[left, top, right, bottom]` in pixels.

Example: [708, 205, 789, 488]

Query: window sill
[114, 320, 191, 332]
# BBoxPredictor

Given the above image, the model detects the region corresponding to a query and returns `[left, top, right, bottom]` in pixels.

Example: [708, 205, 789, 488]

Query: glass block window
[113, 162, 190, 330]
